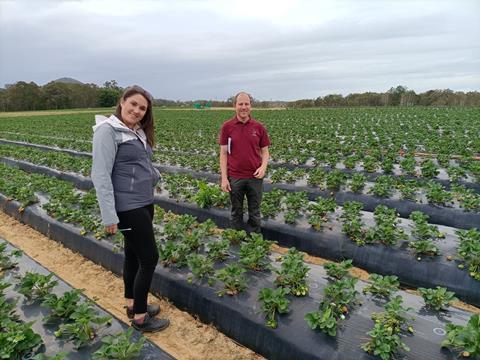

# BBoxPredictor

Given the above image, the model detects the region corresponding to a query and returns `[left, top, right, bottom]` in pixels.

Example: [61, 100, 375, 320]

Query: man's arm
[220, 145, 231, 192]
[253, 146, 269, 179]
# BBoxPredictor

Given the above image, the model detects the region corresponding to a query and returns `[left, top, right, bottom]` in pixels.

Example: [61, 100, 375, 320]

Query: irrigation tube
[0, 195, 473, 360]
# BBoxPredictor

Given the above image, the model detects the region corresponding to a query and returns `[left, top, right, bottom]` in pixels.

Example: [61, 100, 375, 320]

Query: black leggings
[117, 204, 158, 314]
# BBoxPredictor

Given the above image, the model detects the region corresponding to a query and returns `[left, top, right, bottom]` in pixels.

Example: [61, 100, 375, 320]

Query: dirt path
[0, 212, 262, 360]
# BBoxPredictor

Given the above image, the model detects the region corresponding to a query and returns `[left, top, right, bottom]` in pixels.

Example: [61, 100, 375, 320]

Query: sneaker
[131, 313, 170, 333]
[125, 304, 160, 319]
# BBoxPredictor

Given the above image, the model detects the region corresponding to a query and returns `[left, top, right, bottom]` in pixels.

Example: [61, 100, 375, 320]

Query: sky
[1, 0, 479, 101]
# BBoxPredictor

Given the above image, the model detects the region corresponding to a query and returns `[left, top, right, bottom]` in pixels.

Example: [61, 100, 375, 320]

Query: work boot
[131, 313, 170, 333]
[125, 304, 160, 319]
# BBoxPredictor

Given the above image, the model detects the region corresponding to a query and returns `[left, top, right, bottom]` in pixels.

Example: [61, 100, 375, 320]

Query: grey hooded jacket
[91, 115, 160, 225]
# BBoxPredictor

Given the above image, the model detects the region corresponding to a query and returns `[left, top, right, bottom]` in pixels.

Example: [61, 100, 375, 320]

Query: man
[219, 92, 270, 233]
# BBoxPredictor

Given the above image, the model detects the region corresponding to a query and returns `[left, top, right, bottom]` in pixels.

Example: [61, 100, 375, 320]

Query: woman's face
[120, 93, 149, 129]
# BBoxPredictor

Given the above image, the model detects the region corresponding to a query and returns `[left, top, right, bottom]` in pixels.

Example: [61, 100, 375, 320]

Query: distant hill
[53, 77, 83, 85]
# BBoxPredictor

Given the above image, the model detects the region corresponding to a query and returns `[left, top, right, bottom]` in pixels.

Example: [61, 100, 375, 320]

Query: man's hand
[253, 166, 266, 179]
[221, 178, 231, 192]
[105, 224, 118, 235]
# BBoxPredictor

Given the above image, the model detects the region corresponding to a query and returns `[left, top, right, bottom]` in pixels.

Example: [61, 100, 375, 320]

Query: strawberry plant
[274, 248, 309, 296]
[421, 159, 439, 179]
[18, 272, 58, 302]
[92, 328, 145, 360]
[364, 205, 406, 246]
[362, 296, 413, 360]
[400, 155, 416, 176]
[425, 181, 453, 206]
[343, 155, 358, 169]
[340, 201, 366, 245]
[0, 242, 22, 271]
[349, 173, 366, 193]
[325, 169, 348, 191]
[381, 157, 395, 174]
[408, 211, 441, 258]
[239, 234, 274, 271]
[408, 240, 440, 258]
[261, 189, 286, 219]
[0, 320, 43, 360]
[42, 288, 84, 322]
[307, 197, 336, 231]
[187, 254, 215, 285]
[215, 263, 248, 297]
[54, 301, 112, 348]
[307, 168, 326, 187]
[418, 286, 458, 311]
[0, 287, 18, 324]
[159, 241, 190, 267]
[370, 175, 395, 198]
[221, 228, 247, 244]
[456, 228, 480, 280]
[194, 180, 229, 208]
[305, 302, 340, 337]
[285, 168, 305, 183]
[283, 191, 308, 224]
[323, 277, 359, 312]
[305, 277, 358, 336]
[395, 178, 418, 201]
[452, 184, 480, 212]
[409, 211, 441, 240]
[362, 274, 399, 298]
[447, 165, 467, 182]
[269, 167, 288, 183]
[441, 314, 480, 358]
[324, 259, 353, 280]
[258, 287, 291, 329]
[362, 156, 377, 172]
[361, 320, 410, 360]
[206, 238, 230, 262]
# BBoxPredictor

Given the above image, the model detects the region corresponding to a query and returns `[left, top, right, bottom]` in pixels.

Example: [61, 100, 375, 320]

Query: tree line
[0, 80, 123, 112]
[1, 82, 479, 112]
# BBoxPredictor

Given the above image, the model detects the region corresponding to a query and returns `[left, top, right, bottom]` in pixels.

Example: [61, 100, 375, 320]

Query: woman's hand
[105, 224, 118, 234]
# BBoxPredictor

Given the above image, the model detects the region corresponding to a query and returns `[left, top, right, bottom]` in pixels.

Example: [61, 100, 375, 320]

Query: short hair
[233, 92, 253, 105]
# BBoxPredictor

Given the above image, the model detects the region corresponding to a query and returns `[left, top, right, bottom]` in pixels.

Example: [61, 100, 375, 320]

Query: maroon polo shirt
[219, 116, 270, 179]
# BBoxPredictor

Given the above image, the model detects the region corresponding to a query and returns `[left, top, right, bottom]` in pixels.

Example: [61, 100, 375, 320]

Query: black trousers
[117, 204, 158, 314]
[229, 177, 263, 233]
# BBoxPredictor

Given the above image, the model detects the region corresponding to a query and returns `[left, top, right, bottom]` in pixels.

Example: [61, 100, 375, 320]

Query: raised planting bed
[153, 195, 480, 307]
[1, 156, 478, 230]
[0, 240, 173, 360]
[0, 161, 478, 307]
[0, 196, 478, 360]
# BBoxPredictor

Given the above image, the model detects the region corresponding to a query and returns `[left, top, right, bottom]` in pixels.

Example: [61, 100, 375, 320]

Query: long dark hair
[115, 85, 155, 147]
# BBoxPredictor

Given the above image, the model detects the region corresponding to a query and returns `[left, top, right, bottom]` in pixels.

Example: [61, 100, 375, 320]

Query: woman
[91, 85, 169, 332]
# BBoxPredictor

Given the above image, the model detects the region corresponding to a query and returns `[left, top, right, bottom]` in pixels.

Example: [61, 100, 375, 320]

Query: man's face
[235, 93, 251, 122]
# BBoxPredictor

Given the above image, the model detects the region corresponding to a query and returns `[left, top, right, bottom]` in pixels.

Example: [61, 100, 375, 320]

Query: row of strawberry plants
[0, 163, 104, 237]
[1, 157, 477, 286]
[3, 132, 479, 186]
[0, 107, 479, 180]
[1, 142, 478, 216]
[0, 242, 149, 360]
[2, 193, 479, 360]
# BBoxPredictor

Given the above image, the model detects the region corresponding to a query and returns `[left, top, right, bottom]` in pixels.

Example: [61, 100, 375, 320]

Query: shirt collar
[235, 116, 251, 124]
